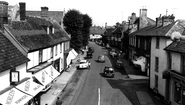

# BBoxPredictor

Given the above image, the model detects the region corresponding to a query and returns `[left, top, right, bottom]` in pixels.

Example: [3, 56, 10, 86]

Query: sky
[6, 0, 185, 27]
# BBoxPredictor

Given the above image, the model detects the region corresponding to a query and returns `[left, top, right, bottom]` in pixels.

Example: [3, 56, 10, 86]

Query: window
[181, 55, 185, 75]
[60, 43, 62, 53]
[155, 75, 158, 88]
[168, 52, 172, 69]
[156, 37, 160, 49]
[39, 50, 43, 63]
[138, 38, 140, 48]
[55, 46, 57, 56]
[51, 47, 53, 58]
[155, 57, 159, 72]
[144, 40, 147, 50]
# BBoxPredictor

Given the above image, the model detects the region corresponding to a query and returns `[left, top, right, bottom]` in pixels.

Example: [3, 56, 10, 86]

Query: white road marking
[98, 88, 100, 105]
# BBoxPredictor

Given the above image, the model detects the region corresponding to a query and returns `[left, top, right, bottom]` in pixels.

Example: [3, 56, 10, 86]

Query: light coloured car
[77, 60, 91, 69]
[97, 55, 105, 63]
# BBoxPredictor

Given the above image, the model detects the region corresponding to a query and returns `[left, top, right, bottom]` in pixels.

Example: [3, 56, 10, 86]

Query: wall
[27, 51, 39, 69]
[0, 70, 10, 90]
[150, 37, 171, 96]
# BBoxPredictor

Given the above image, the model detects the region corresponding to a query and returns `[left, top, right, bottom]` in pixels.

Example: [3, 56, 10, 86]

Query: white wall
[150, 37, 172, 96]
[27, 51, 39, 69]
[171, 52, 181, 72]
[0, 70, 10, 91]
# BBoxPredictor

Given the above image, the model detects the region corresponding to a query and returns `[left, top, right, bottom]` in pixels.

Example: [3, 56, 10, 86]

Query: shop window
[155, 57, 159, 72]
[156, 37, 160, 49]
[39, 50, 43, 63]
[174, 81, 181, 104]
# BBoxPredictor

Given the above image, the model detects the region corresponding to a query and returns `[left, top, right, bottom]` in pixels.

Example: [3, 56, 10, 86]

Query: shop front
[64, 49, 78, 69]
[0, 86, 33, 105]
[163, 70, 185, 105]
[28, 62, 54, 92]
[15, 77, 44, 105]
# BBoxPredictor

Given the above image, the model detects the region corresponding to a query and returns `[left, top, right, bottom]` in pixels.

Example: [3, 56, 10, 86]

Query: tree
[82, 14, 92, 46]
[63, 9, 83, 51]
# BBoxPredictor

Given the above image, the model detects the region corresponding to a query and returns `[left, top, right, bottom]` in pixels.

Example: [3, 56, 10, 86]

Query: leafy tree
[63, 9, 83, 51]
[82, 14, 92, 46]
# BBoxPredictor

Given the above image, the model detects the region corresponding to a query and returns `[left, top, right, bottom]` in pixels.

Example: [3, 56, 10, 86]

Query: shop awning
[71, 49, 78, 57]
[0, 87, 32, 105]
[44, 65, 60, 80]
[66, 49, 78, 66]
[15, 77, 44, 96]
[132, 56, 146, 72]
[33, 65, 53, 86]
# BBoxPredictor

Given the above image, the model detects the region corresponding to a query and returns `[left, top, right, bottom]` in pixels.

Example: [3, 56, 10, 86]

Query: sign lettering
[6, 90, 15, 104]
[15, 95, 27, 104]
[33, 85, 41, 91]
[42, 71, 45, 83]
[24, 81, 30, 92]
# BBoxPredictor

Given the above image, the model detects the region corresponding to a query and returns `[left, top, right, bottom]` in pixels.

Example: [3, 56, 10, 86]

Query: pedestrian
[56, 97, 62, 105]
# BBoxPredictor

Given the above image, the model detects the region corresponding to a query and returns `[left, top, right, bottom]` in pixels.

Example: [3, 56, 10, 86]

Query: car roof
[105, 67, 114, 71]
[116, 60, 123, 63]
[80, 60, 87, 62]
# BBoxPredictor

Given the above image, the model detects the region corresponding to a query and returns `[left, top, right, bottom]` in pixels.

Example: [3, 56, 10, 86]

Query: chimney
[156, 16, 162, 27]
[130, 13, 136, 24]
[140, 8, 147, 17]
[0, 1, 8, 29]
[162, 14, 175, 26]
[19, 2, 26, 21]
[41, 6, 48, 18]
[105, 22, 107, 29]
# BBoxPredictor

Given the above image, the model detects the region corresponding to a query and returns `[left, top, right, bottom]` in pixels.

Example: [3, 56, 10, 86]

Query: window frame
[155, 57, 159, 72]
[39, 49, 43, 63]
[156, 37, 160, 49]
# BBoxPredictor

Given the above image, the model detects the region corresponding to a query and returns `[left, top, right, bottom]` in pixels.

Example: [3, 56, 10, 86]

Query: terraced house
[0, 1, 77, 105]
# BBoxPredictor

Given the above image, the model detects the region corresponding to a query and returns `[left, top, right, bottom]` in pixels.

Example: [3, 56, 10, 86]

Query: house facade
[0, 2, 76, 105]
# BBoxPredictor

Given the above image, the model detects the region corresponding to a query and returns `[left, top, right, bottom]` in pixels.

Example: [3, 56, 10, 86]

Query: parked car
[115, 59, 124, 69]
[86, 51, 93, 58]
[103, 67, 115, 78]
[110, 49, 118, 58]
[77, 59, 91, 69]
[88, 47, 94, 53]
[97, 55, 105, 63]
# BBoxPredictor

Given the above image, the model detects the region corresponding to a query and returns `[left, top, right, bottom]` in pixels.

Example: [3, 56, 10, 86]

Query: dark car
[88, 47, 94, 53]
[86, 51, 93, 58]
[103, 67, 115, 78]
[115, 60, 124, 69]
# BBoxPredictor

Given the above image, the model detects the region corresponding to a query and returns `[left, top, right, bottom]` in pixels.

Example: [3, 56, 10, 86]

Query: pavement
[40, 52, 86, 105]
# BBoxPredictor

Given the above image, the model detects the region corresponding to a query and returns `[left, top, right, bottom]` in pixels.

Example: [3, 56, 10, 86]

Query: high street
[60, 41, 165, 105]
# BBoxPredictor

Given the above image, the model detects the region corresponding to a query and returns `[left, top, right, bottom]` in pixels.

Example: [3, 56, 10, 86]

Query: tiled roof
[112, 27, 122, 34]
[26, 11, 63, 24]
[129, 22, 176, 36]
[90, 26, 105, 35]
[164, 40, 185, 54]
[7, 17, 70, 52]
[104, 28, 114, 36]
[27, 16, 53, 26]
[0, 32, 29, 73]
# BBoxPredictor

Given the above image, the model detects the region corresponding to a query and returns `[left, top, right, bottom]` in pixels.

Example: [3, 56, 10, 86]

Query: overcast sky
[6, 0, 185, 26]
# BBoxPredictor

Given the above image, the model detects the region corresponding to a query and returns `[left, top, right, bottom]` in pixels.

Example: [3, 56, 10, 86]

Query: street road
[69, 42, 132, 105]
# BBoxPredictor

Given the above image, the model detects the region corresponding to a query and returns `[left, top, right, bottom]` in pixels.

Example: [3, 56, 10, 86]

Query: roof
[7, 16, 69, 52]
[129, 22, 176, 37]
[90, 26, 105, 35]
[164, 40, 185, 54]
[112, 27, 122, 34]
[26, 11, 63, 24]
[104, 28, 114, 36]
[0, 32, 29, 73]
